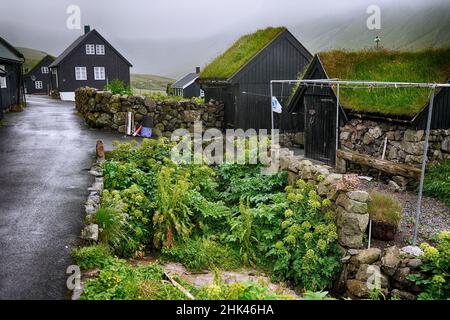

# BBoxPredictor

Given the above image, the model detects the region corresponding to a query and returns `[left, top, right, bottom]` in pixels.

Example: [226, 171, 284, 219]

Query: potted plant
[368, 191, 403, 241]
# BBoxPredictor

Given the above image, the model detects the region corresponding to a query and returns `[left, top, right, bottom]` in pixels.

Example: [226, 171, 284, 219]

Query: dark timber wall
[23, 55, 54, 94]
[202, 29, 312, 132]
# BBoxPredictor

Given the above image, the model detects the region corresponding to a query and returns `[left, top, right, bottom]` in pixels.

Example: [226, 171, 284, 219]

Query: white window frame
[41, 66, 49, 74]
[0, 65, 6, 89]
[75, 67, 87, 80]
[95, 44, 105, 55]
[35, 81, 43, 89]
[94, 67, 105, 80]
[85, 44, 95, 55]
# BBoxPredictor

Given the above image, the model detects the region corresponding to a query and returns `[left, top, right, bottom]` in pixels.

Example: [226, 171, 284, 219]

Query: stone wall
[340, 119, 450, 166]
[337, 245, 425, 300]
[75, 87, 224, 137]
[280, 149, 370, 249]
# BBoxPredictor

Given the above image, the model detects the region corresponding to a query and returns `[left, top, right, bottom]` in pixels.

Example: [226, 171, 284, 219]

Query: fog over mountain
[1, 0, 449, 78]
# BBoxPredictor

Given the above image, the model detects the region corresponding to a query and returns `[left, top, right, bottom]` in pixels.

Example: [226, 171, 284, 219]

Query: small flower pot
[371, 220, 397, 241]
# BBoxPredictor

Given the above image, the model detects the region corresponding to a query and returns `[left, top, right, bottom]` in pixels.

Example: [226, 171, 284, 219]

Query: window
[96, 45, 105, 55]
[94, 67, 105, 80]
[35, 81, 43, 89]
[0, 65, 6, 89]
[52, 68, 57, 75]
[75, 67, 87, 80]
[41, 66, 49, 74]
[85, 44, 95, 55]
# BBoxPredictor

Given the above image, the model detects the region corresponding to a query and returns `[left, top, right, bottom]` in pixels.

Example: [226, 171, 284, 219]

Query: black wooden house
[172, 67, 202, 99]
[49, 26, 132, 101]
[0, 36, 25, 119]
[288, 49, 450, 165]
[23, 55, 55, 95]
[198, 27, 312, 131]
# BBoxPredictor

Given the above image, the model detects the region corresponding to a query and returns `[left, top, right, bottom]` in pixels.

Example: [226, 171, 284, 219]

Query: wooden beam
[336, 149, 421, 179]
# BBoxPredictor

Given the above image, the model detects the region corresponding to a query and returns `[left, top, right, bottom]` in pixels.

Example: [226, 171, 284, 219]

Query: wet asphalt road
[0, 96, 136, 299]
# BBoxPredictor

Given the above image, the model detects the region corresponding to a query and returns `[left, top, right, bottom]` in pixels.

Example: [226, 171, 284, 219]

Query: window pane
[86, 44, 95, 55]
[96, 45, 105, 55]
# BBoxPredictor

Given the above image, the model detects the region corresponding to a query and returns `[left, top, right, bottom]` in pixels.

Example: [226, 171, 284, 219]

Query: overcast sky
[0, 0, 447, 78]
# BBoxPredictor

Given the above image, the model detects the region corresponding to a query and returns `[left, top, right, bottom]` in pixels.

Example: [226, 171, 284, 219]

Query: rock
[89, 169, 102, 177]
[405, 155, 423, 164]
[393, 176, 409, 188]
[388, 147, 398, 160]
[382, 246, 401, 276]
[406, 259, 423, 270]
[400, 141, 424, 156]
[341, 255, 351, 263]
[390, 289, 416, 300]
[363, 126, 383, 144]
[388, 180, 401, 192]
[85, 204, 96, 215]
[346, 279, 370, 298]
[81, 224, 98, 242]
[336, 207, 369, 248]
[441, 137, 450, 152]
[354, 248, 382, 265]
[347, 191, 370, 203]
[401, 245, 424, 258]
[323, 173, 343, 185]
[336, 194, 368, 214]
[404, 129, 424, 142]
[348, 249, 359, 256]
[355, 264, 389, 288]
[288, 160, 301, 173]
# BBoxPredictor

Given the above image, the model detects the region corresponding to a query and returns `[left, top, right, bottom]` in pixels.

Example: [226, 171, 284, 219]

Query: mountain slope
[16, 47, 53, 72]
[295, 2, 450, 53]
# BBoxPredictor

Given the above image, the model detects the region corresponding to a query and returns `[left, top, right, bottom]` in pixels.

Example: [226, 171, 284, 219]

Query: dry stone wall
[75, 87, 224, 137]
[340, 119, 450, 166]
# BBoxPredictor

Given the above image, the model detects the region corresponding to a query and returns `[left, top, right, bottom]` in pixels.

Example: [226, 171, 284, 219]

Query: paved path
[0, 96, 134, 299]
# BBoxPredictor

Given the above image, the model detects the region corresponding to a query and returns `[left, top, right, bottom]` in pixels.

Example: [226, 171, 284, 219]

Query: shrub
[161, 238, 241, 271]
[423, 160, 450, 205]
[368, 191, 403, 225]
[95, 207, 127, 250]
[105, 79, 132, 95]
[72, 244, 112, 269]
[408, 231, 450, 300]
[266, 180, 341, 291]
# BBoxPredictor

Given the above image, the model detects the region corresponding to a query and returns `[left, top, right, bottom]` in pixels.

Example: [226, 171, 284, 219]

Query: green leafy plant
[161, 237, 241, 271]
[423, 160, 450, 205]
[368, 191, 403, 225]
[408, 231, 450, 300]
[266, 180, 341, 291]
[72, 244, 112, 270]
[105, 79, 132, 95]
[152, 167, 193, 248]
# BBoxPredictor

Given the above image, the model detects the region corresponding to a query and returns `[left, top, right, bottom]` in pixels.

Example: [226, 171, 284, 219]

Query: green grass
[318, 47, 450, 116]
[200, 27, 286, 79]
[423, 160, 450, 205]
[72, 244, 112, 270]
[368, 191, 403, 225]
[131, 73, 174, 92]
[16, 47, 54, 74]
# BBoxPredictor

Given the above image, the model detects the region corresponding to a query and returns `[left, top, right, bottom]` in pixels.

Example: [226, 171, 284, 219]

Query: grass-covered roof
[200, 27, 286, 79]
[318, 48, 450, 116]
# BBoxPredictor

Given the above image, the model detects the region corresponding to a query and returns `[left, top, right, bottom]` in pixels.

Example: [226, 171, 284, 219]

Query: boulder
[354, 248, 382, 265]
[346, 191, 370, 203]
[382, 246, 401, 276]
[336, 194, 368, 214]
[336, 207, 369, 248]
[346, 279, 369, 298]
[400, 141, 424, 156]
[390, 289, 416, 300]
[81, 224, 99, 242]
[404, 129, 424, 142]
[355, 264, 389, 288]
[406, 258, 423, 270]
[441, 137, 450, 152]
[388, 180, 401, 192]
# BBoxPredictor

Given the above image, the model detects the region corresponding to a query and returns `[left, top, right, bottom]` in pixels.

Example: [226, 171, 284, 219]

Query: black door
[304, 95, 336, 165]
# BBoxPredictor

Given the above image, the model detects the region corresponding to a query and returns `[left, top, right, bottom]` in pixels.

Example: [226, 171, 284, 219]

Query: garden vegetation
[74, 138, 342, 299]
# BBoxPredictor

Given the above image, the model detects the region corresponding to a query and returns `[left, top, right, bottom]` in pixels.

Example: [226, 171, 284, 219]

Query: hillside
[16, 47, 53, 73]
[295, 1, 450, 53]
[131, 73, 174, 93]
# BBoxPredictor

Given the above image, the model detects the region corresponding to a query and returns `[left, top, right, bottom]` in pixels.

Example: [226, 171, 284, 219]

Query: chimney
[195, 67, 200, 74]
[84, 25, 91, 34]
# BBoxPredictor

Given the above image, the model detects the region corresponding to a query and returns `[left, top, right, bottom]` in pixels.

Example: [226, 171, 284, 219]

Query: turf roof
[200, 27, 286, 79]
[317, 48, 450, 116]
